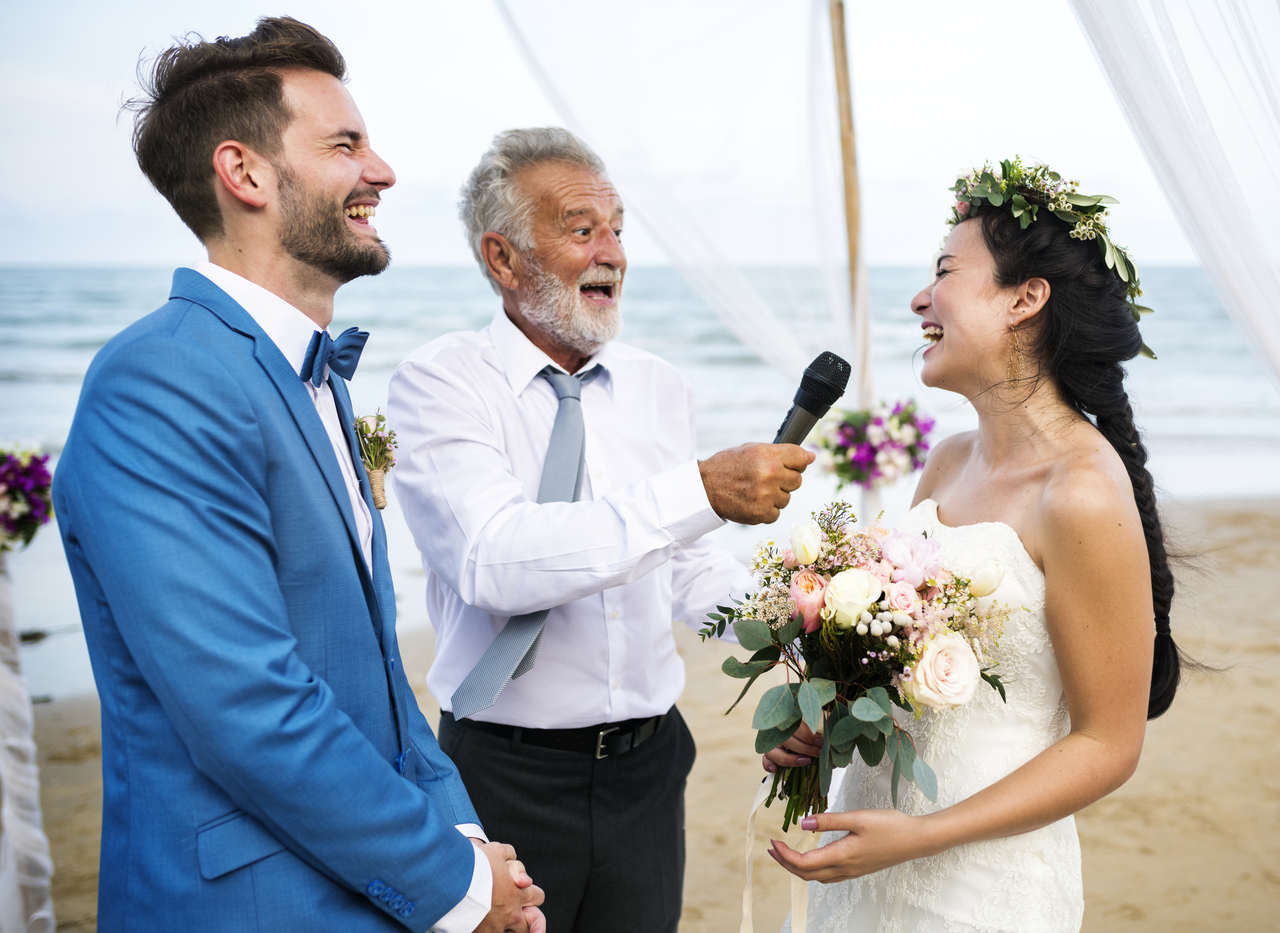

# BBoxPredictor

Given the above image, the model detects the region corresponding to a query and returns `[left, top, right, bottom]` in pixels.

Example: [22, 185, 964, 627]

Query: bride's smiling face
[911, 220, 1015, 395]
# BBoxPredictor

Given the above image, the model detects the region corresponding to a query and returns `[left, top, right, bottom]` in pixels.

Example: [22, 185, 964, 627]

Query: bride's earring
[1006, 328, 1024, 389]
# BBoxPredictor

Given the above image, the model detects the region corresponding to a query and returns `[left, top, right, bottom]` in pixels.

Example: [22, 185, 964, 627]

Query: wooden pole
[828, 0, 871, 410]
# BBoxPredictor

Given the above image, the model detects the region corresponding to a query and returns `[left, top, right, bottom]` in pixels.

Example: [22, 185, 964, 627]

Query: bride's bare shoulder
[911, 431, 977, 505]
[1038, 429, 1141, 538]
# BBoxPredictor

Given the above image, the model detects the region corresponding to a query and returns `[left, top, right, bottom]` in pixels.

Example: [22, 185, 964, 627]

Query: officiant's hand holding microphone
[699, 352, 851, 524]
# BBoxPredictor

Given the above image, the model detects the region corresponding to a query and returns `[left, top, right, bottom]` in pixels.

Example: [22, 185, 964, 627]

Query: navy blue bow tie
[300, 326, 369, 387]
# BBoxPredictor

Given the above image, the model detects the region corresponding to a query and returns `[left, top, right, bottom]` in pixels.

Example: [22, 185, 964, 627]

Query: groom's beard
[277, 169, 391, 283]
[519, 257, 622, 358]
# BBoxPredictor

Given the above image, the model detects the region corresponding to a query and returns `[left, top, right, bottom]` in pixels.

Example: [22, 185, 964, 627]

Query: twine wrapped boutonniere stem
[355, 412, 397, 510]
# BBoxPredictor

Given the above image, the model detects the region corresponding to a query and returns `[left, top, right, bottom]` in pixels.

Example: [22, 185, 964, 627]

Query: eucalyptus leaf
[856, 731, 886, 767]
[798, 681, 826, 733]
[867, 687, 894, 717]
[890, 754, 901, 808]
[987, 190, 1005, 207]
[830, 714, 862, 750]
[913, 758, 939, 802]
[754, 721, 801, 755]
[1065, 192, 1103, 206]
[776, 613, 803, 646]
[721, 656, 772, 679]
[724, 669, 767, 715]
[734, 618, 774, 651]
[874, 714, 895, 737]
[1097, 194, 1120, 204]
[749, 644, 781, 663]
[1052, 210, 1078, 224]
[819, 735, 833, 797]
[752, 684, 800, 731]
[1102, 236, 1117, 270]
[831, 744, 854, 768]
[1139, 341, 1157, 360]
[851, 697, 886, 722]
[887, 728, 916, 779]
[807, 678, 837, 706]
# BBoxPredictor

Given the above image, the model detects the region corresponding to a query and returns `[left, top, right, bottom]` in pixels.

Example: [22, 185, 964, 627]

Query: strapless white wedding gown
[784, 499, 1083, 933]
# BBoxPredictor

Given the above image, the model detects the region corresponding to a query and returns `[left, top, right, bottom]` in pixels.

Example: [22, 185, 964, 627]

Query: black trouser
[438, 707, 697, 933]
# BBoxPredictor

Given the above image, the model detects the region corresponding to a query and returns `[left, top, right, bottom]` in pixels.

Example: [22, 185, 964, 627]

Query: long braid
[971, 203, 1182, 719]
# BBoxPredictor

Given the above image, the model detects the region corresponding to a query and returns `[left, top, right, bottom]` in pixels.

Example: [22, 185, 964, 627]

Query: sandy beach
[33, 497, 1280, 931]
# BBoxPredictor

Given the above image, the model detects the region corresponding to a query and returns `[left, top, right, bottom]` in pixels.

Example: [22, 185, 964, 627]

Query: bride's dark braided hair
[966, 201, 1180, 719]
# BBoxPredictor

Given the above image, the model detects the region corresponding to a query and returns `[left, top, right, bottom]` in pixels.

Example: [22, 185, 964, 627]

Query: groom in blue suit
[53, 17, 543, 933]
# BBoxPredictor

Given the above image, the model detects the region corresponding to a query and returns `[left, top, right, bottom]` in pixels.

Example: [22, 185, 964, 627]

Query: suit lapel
[170, 270, 366, 566]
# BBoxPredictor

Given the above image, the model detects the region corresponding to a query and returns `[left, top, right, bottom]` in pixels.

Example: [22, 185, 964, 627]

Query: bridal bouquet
[0, 449, 53, 551]
[702, 502, 1011, 830]
[812, 400, 934, 491]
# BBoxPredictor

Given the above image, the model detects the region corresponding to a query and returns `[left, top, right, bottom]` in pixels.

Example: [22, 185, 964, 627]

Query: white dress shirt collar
[192, 260, 328, 376]
[487, 308, 614, 397]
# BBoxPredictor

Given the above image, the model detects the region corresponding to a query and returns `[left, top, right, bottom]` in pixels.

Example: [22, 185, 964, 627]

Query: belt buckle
[594, 726, 620, 759]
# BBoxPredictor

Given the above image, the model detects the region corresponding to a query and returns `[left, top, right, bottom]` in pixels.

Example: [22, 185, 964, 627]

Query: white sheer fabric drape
[494, 0, 864, 387]
[1069, 0, 1280, 385]
[0, 552, 56, 933]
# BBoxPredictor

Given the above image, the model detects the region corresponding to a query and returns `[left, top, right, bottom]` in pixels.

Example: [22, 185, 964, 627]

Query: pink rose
[782, 549, 798, 570]
[881, 530, 915, 567]
[904, 632, 980, 709]
[885, 580, 919, 613]
[789, 570, 827, 633]
[860, 560, 892, 589]
[956, 200, 970, 215]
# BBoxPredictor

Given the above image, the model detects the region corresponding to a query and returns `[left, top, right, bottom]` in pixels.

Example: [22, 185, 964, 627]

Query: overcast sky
[1, 0, 1197, 268]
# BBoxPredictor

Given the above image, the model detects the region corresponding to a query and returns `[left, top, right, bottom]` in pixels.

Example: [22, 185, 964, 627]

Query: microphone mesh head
[799, 351, 851, 407]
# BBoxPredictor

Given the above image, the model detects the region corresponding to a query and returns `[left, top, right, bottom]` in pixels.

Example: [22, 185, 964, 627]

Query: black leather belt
[445, 711, 667, 760]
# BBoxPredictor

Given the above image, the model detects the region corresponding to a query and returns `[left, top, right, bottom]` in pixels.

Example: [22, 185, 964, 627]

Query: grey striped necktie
[451, 364, 602, 720]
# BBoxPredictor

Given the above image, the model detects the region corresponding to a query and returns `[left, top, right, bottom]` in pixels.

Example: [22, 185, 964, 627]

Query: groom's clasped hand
[477, 842, 545, 933]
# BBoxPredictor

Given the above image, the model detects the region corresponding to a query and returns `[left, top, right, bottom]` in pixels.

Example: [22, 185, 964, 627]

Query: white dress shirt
[189, 262, 492, 933]
[388, 308, 754, 729]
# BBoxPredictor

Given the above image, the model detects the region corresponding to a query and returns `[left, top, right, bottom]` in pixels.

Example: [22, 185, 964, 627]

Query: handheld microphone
[772, 351, 852, 445]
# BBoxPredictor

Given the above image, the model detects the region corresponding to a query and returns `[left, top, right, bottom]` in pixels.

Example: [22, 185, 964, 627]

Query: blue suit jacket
[54, 269, 479, 931]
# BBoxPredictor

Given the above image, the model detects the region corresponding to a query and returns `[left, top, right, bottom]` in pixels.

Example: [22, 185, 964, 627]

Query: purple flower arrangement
[1, 450, 53, 551]
[813, 400, 935, 491]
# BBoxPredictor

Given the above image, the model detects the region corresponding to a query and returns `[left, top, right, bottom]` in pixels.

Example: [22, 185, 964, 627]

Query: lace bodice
[786, 499, 1083, 933]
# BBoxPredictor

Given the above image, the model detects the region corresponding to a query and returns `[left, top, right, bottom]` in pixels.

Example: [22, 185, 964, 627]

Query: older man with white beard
[387, 127, 813, 933]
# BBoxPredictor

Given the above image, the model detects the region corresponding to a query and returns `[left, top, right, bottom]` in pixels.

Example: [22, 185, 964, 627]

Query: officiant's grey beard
[520, 257, 622, 357]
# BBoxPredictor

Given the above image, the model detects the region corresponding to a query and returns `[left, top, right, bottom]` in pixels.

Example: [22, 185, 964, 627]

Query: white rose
[905, 632, 981, 709]
[968, 559, 1005, 598]
[790, 520, 823, 566]
[900, 424, 917, 446]
[824, 568, 882, 628]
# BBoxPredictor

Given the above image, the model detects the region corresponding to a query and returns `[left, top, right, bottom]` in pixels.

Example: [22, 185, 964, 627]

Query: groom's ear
[1009, 277, 1050, 327]
[211, 140, 273, 211]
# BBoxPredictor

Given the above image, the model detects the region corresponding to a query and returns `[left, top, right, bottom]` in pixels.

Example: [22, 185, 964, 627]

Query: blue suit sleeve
[58, 327, 475, 930]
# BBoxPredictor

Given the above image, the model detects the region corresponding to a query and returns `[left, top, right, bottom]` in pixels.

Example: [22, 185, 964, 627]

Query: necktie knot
[301, 326, 369, 387]
[540, 364, 601, 402]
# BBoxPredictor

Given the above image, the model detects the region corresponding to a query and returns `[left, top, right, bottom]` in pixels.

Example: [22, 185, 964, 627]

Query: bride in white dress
[769, 161, 1182, 932]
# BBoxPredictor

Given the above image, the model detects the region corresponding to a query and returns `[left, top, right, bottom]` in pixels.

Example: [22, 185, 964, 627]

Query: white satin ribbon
[739, 777, 820, 933]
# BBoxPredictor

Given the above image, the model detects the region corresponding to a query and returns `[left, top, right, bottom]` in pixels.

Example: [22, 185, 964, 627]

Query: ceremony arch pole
[829, 0, 880, 520]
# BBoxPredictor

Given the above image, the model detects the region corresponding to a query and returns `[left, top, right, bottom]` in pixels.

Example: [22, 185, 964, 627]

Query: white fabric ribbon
[740, 778, 820, 933]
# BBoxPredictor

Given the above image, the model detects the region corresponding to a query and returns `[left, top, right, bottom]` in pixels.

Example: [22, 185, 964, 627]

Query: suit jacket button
[366, 880, 385, 897]
[400, 902, 415, 918]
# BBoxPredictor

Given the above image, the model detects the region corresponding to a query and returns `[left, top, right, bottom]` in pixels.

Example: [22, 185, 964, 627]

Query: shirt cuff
[653, 458, 726, 546]
[455, 823, 488, 843]
[427, 839, 493, 933]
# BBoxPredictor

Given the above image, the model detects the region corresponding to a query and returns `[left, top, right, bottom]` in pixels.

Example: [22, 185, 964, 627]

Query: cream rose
[968, 559, 1005, 598]
[790, 520, 823, 566]
[905, 632, 981, 709]
[824, 568, 882, 629]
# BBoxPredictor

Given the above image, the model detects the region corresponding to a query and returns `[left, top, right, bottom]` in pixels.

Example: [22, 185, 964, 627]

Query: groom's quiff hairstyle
[126, 16, 347, 243]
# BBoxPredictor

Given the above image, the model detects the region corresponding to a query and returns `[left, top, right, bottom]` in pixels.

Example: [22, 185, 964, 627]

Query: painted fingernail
[795, 756, 812, 765]
[801, 817, 817, 830]
[765, 761, 778, 773]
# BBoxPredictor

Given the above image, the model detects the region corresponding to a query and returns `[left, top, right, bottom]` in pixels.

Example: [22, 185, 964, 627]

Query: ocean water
[4, 264, 1279, 699]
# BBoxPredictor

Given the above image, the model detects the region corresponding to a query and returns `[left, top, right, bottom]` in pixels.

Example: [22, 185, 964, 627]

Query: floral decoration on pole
[355, 413, 397, 510]
[812, 400, 934, 491]
[1, 450, 53, 551]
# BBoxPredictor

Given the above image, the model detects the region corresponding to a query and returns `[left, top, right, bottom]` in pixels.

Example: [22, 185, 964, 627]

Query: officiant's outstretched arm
[387, 127, 812, 933]
[53, 19, 542, 933]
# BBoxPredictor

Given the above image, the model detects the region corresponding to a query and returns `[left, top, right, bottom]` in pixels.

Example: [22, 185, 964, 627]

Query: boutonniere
[355, 412, 397, 510]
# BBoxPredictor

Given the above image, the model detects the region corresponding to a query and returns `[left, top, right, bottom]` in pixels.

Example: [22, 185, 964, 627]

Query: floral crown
[949, 157, 1155, 359]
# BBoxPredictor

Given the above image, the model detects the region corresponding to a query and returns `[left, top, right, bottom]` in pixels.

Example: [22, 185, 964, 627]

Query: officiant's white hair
[460, 127, 608, 293]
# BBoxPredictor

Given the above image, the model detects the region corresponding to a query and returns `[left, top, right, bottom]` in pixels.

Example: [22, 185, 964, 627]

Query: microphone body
[772, 351, 852, 445]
